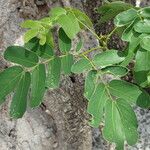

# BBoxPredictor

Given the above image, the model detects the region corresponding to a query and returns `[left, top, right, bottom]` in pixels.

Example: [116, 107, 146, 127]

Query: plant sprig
[0, 2, 150, 150]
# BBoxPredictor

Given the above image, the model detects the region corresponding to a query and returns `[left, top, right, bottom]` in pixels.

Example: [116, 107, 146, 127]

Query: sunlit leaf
[57, 12, 80, 39]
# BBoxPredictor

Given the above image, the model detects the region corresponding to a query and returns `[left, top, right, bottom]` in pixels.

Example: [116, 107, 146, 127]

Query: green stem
[79, 46, 102, 56]
[82, 54, 97, 70]
[105, 27, 118, 45]
[77, 19, 101, 41]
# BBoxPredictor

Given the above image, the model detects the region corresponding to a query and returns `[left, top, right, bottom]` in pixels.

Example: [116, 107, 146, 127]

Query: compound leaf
[10, 72, 31, 118]
[0, 66, 23, 104]
[4, 46, 39, 67]
[30, 64, 46, 108]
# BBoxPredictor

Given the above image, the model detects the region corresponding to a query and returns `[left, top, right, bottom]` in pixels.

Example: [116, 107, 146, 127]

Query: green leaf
[69, 8, 93, 28]
[39, 17, 51, 26]
[87, 83, 108, 128]
[140, 35, 150, 51]
[24, 37, 39, 50]
[49, 7, 66, 18]
[93, 50, 125, 67]
[108, 80, 142, 104]
[121, 22, 134, 41]
[30, 64, 46, 108]
[21, 20, 42, 29]
[147, 72, 150, 85]
[97, 1, 132, 23]
[4, 46, 39, 67]
[10, 72, 31, 118]
[84, 70, 98, 100]
[128, 32, 141, 53]
[134, 19, 150, 33]
[140, 7, 150, 18]
[39, 34, 47, 45]
[134, 48, 150, 87]
[121, 18, 140, 42]
[102, 65, 128, 77]
[57, 12, 80, 39]
[46, 57, 61, 89]
[71, 58, 92, 74]
[37, 44, 54, 59]
[136, 89, 150, 108]
[25, 37, 54, 59]
[114, 9, 138, 27]
[103, 99, 138, 149]
[46, 30, 54, 48]
[58, 28, 71, 53]
[76, 39, 83, 52]
[0, 66, 23, 104]
[61, 54, 74, 75]
[121, 51, 135, 67]
[24, 29, 39, 43]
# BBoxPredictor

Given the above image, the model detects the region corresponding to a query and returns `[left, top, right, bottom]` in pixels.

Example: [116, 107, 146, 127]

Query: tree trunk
[0, 0, 150, 150]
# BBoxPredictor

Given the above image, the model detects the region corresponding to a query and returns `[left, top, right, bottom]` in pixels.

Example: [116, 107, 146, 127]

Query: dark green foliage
[10, 72, 31, 118]
[1, 4, 150, 150]
[30, 64, 46, 108]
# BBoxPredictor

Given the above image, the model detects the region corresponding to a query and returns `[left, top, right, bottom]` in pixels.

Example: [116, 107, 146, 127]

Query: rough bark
[0, 0, 150, 150]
